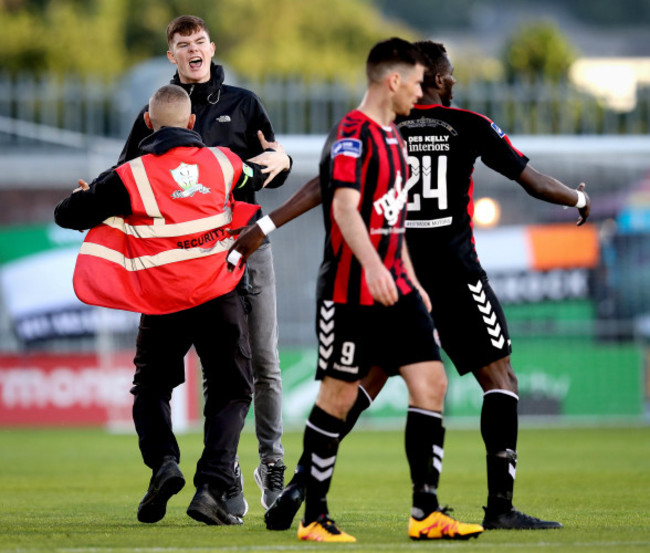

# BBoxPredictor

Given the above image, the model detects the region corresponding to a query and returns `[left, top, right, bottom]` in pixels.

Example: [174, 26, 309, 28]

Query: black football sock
[288, 386, 372, 489]
[340, 385, 372, 440]
[405, 406, 445, 518]
[481, 390, 519, 513]
[302, 405, 345, 524]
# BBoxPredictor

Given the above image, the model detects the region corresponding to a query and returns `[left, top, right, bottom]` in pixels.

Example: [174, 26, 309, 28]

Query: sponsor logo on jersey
[373, 170, 408, 226]
[216, 115, 231, 123]
[405, 217, 453, 228]
[170, 163, 211, 199]
[407, 134, 450, 152]
[332, 138, 362, 158]
[370, 227, 405, 235]
[491, 122, 505, 138]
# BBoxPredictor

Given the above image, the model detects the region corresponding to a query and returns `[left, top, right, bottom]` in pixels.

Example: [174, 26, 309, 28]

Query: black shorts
[315, 291, 440, 382]
[425, 271, 512, 375]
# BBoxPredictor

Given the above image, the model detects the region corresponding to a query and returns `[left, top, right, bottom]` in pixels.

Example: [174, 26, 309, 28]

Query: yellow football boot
[297, 515, 356, 543]
[409, 509, 484, 540]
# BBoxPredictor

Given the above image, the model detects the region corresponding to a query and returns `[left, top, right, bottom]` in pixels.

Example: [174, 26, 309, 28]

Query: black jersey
[316, 109, 414, 306]
[395, 104, 529, 277]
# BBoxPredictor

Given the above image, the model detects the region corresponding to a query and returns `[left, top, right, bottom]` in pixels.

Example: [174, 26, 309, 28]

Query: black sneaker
[254, 461, 287, 509]
[264, 481, 305, 530]
[482, 506, 563, 530]
[187, 483, 243, 525]
[137, 457, 185, 523]
[223, 461, 248, 517]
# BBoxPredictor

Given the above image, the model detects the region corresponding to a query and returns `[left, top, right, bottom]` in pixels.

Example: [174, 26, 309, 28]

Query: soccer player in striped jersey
[263, 37, 482, 543]
[228, 41, 589, 533]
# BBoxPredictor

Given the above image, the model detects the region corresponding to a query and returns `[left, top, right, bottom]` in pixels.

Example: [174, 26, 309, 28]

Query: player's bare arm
[401, 242, 431, 312]
[226, 176, 322, 271]
[332, 187, 398, 306]
[517, 165, 591, 226]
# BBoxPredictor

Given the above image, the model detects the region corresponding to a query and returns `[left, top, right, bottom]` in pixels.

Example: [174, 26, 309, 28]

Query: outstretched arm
[516, 165, 590, 226]
[226, 175, 322, 271]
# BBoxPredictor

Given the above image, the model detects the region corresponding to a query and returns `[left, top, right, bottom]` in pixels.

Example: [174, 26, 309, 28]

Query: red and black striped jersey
[316, 109, 414, 305]
[395, 104, 529, 277]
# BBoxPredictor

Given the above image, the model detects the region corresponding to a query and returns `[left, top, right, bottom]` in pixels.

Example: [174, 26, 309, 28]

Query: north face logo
[216, 115, 231, 123]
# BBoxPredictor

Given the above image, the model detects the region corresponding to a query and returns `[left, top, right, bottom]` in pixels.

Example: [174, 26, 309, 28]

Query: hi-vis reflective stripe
[207, 147, 235, 209]
[128, 157, 164, 224]
[79, 237, 234, 271]
[101, 208, 233, 239]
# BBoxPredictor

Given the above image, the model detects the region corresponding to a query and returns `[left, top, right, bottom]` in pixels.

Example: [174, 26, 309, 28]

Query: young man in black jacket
[118, 15, 292, 517]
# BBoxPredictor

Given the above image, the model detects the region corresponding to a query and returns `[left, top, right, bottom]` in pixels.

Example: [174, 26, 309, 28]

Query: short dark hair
[150, 84, 190, 106]
[366, 37, 427, 83]
[414, 41, 449, 89]
[148, 85, 192, 129]
[166, 15, 210, 46]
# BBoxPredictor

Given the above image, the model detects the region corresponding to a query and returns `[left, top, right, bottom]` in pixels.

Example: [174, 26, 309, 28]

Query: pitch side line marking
[44, 539, 650, 552]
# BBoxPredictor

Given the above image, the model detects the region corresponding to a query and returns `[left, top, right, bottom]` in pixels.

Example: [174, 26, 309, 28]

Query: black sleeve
[54, 171, 132, 231]
[244, 93, 275, 157]
[233, 161, 267, 192]
[117, 106, 152, 164]
[476, 116, 529, 180]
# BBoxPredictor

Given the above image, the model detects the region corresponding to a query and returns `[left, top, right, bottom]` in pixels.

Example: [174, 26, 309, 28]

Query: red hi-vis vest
[72, 146, 260, 315]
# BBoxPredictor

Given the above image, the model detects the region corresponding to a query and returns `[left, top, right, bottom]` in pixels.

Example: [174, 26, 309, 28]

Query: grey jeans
[246, 242, 284, 463]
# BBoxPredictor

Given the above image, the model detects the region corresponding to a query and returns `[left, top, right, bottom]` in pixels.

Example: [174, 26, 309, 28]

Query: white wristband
[226, 250, 242, 266]
[256, 215, 277, 236]
[574, 190, 586, 209]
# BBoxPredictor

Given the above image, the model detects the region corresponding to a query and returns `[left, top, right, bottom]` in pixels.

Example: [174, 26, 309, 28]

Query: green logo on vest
[170, 162, 211, 199]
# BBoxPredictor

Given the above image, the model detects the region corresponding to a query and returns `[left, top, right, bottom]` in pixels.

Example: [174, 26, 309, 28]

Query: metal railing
[1, 71, 649, 142]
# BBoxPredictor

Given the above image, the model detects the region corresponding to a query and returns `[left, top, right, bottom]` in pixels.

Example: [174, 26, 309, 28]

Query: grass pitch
[0, 424, 649, 553]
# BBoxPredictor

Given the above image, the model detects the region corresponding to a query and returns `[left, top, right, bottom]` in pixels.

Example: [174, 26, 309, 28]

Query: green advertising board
[277, 300, 645, 426]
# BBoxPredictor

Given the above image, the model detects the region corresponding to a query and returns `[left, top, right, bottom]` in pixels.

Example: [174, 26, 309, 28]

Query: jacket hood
[139, 127, 205, 155]
[171, 63, 225, 103]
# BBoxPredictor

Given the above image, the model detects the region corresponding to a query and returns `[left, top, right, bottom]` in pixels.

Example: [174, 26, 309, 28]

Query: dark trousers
[130, 290, 253, 492]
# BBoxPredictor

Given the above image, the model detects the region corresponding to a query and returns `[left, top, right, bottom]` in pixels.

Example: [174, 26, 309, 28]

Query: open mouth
[189, 57, 203, 69]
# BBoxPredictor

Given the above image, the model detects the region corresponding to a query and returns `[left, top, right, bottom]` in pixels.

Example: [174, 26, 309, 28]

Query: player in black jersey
[227, 41, 590, 531]
[389, 40, 590, 530]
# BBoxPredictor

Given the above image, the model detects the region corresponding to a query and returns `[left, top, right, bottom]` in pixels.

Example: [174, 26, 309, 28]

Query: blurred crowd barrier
[1, 71, 650, 141]
[0, 78, 649, 426]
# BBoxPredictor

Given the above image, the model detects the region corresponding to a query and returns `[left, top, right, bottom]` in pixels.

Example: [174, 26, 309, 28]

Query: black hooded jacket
[117, 63, 290, 207]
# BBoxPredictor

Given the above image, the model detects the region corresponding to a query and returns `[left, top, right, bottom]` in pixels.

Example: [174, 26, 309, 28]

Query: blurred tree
[0, 0, 415, 81]
[203, 0, 415, 82]
[502, 20, 578, 83]
[0, 0, 127, 77]
[0, 9, 49, 73]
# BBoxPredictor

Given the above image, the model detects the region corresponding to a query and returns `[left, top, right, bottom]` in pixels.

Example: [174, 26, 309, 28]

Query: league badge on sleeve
[491, 122, 506, 138]
[332, 138, 363, 159]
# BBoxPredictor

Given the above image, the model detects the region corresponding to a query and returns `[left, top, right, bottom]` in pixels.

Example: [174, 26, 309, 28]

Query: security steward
[54, 84, 275, 526]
